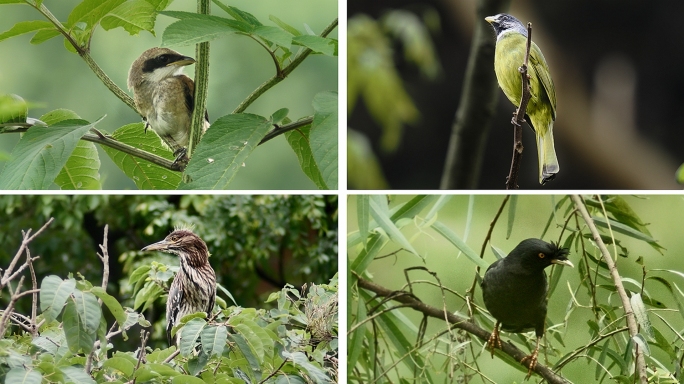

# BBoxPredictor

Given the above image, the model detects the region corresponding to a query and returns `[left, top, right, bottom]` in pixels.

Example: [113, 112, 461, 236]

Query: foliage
[1, 213, 337, 383]
[347, 9, 439, 189]
[348, 195, 683, 383]
[0, 195, 338, 350]
[0, 0, 338, 190]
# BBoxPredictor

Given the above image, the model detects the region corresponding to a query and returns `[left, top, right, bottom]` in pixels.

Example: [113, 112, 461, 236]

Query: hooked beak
[551, 259, 574, 268]
[168, 56, 196, 67]
[484, 16, 496, 24]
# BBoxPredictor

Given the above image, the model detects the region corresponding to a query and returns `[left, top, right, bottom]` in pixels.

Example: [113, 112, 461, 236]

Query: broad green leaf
[431, 221, 488, 269]
[39, 275, 76, 321]
[227, 333, 260, 383]
[293, 35, 336, 56]
[160, 12, 252, 46]
[0, 20, 54, 43]
[234, 323, 265, 362]
[63, 300, 96, 354]
[5, 367, 42, 384]
[133, 282, 164, 312]
[200, 325, 228, 357]
[66, 0, 126, 34]
[310, 91, 338, 190]
[30, 28, 60, 44]
[90, 287, 127, 328]
[285, 124, 327, 189]
[211, 2, 261, 26]
[0, 94, 27, 125]
[60, 366, 95, 384]
[282, 351, 331, 383]
[253, 25, 292, 47]
[103, 356, 135, 377]
[101, 123, 181, 190]
[180, 113, 272, 190]
[0, 117, 103, 189]
[270, 108, 289, 125]
[54, 140, 101, 190]
[101, 0, 156, 35]
[179, 318, 206, 356]
[172, 376, 205, 384]
[72, 290, 102, 333]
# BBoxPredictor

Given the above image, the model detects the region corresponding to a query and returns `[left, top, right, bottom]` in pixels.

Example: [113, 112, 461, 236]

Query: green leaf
[133, 281, 164, 312]
[347, 129, 388, 189]
[102, 356, 135, 377]
[357, 195, 370, 245]
[253, 25, 292, 47]
[631, 333, 650, 356]
[63, 299, 96, 354]
[5, 368, 42, 384]
[90, 286, 127, 328]
[591, 216, 662, 252]
[211, 2, 261, 26]
[101, 0, 156, 35]
[350, 231, 389, 275]
[179, 318, 206, 356]
[227, 332, 261, 382]
[0, 94, 27, 125]
[72, 290, 102, 333]
[0, 117, 103, 189]
[66, 0, 125, 30]
[270, 108, 289, 125]
[101, 123, 181, 190]
[0, 20, 53, 42]
[234, 323, 265, 362]
[282, 351, 331, 383]
[54, 140, 102, 190]
[60, 366, 96, 384]
[39, 275, 76, 321]
[172, 376, 205, 384]
[506, 195, 517, 239]
[285, 124, 327, 189]
[269, 14, 301, 36]
[629, 293, 653, 340]
[160, 12, 252, 46]
[431, 221, 488, 269]
[200, 325, 228, 357]
[369, 196, 419, 257]
[180, 113, 272, 189]
[30, 28, 59, 44]
[293, 35, 336, 56]
[310, 91, 338, 190]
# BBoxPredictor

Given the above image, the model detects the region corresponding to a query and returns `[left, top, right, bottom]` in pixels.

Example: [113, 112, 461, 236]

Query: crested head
[485, 13, 528, 40]
[141, 228, 210, 267]
[127, 47, 196, 90]
[508, 238, 572, 271]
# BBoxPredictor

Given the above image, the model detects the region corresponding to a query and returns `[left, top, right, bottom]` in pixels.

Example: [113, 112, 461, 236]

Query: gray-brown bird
[127, 47, 210, 164]
[481, 239, 572, 378]
[141, 228, 216, 346]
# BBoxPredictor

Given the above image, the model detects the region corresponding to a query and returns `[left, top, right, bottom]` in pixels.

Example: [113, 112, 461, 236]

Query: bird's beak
[484, 16, 495, 24]
[551, 259, 574, 268]
[168, 56, 196, 67]
[141, 239, 171, 252]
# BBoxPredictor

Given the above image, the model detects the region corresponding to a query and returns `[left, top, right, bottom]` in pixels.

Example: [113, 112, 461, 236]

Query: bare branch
[1, 217, 53, 289]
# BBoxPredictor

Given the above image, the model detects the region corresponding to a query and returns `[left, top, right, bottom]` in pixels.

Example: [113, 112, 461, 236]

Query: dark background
[348, 0, 683, 189]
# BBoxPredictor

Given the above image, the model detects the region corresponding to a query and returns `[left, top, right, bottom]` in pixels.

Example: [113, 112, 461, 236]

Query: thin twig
[258, 117, 314, 145]
[98, 225, 110, 292]
[258, 357, 289, 384]
[505, 22, 533, 190]
[570, 195, 648, 384]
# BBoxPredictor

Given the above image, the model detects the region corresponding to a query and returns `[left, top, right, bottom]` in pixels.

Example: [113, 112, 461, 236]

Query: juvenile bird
[142, 228, 216, 346]
[485, 14, 559, 184]
[128, 47, 210, 165]
[480, 238, 572, 378]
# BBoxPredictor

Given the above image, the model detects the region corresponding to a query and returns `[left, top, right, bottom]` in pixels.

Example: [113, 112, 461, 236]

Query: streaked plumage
[142, 228, 216, 346]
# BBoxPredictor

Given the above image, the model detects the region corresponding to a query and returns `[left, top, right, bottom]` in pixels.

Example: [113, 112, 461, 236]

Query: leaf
[369, 196, 419, 257]
[179, 318, 206, 356]
[254, 25, 292, 47]
[270, 108, 289, 125]
[227, 332, 261, 383]
[591, 216, 663, 253]
[631, 334, 651, 356]
[269, 15, 301, 36]
[506, 195, 517, 239]
[90, 287, 127, 328]
[285, 124, 327, 189]
[101, 0, 156, 35]
[72, 290, 102, 333]
[54, 140, 101, 190]
[0, 20, 55, 43]
[0, 94, 27, 125]
[629, 293, 654, 340]
[282, 351, 331, 384]
[102, 356, 136, 378]
[59, 366, 96, 384]
[0, 117, 103, 189]
[310, 91, 338, 190]
[4, 367, 42, 384]
[350, 231, 389, 275]
[431, 221, 488, 269]
[357, 195, 370, 245]
[200, 325, 228, 357]
[100, 123, 181, 190]
[63, 299, 96, 354]
[347, 129, 389, 189]
[160, 12, 252, 46]
[179, 113, 272, 189]
[39, 275, 76, 322]
[293, 35, 336, 56]
[172, 375, 205, 384]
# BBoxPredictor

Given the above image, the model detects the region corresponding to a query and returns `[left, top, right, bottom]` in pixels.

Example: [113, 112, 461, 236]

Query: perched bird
[480, 238, 572, 378]
[128, 47, 210, 164]
[485, 14, 559, 184]
[142, 228, 216, 346]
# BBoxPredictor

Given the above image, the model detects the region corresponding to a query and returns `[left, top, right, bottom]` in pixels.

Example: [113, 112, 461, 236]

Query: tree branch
[505, 22, 533, 190]
[258, 117, 313, 145]
[356, 276, 571, 384]
[570, 195, 648, 384]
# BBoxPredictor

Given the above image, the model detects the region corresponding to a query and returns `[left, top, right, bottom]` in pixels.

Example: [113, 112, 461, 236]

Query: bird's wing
[167, 279, 183, 345]
[179, 75, 210, 124]
[529, 44, 557, 120]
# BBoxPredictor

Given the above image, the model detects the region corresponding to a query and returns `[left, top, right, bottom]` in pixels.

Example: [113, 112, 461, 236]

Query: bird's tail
[535, 126, 559, 184]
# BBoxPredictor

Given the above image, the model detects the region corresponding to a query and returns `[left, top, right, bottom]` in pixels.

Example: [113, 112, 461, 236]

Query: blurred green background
[348, 194, 684, 382]
[0, 0, 338, 189]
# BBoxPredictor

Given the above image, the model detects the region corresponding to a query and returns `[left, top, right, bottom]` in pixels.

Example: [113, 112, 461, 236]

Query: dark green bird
[481, 238, 572, 377]
[485, 13, 559, 184]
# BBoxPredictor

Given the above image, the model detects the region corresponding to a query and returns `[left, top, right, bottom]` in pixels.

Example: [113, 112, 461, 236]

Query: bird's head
[127, 47, 196, 90]
[508, 238, 573, 271]
[485, 13, 527, 40]
[141, 229, 210, 267]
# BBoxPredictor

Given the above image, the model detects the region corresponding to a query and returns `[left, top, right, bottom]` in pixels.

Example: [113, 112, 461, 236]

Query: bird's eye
[158, 55, 168, 62]
[538, 252, 545, 259]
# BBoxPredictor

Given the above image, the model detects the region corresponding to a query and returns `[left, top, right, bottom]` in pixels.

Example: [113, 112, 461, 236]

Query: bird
[480, 238, 573, 378]
[485, 13, 559, 184]
[127, 47, 210, 165]
[141, 228, 216, 346]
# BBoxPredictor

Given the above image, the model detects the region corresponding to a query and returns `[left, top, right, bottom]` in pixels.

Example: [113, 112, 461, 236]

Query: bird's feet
[520, 348, 539, 380]
[172, 148, 189, 168]
[510, 113, 526, 126]
[486, 323, 502, 358]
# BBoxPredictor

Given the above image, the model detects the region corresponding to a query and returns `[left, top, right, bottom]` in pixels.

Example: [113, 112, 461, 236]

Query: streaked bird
[128, 47, 210, 164]
[142, 228, 216, 346]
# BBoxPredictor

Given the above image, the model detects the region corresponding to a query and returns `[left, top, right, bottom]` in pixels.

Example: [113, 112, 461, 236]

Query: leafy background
[0, 0, 337, 189]
[348, 195, 684, 382]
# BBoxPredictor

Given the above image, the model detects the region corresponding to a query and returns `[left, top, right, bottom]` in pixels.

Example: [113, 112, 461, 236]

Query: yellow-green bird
[485, 13, 558, 184]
